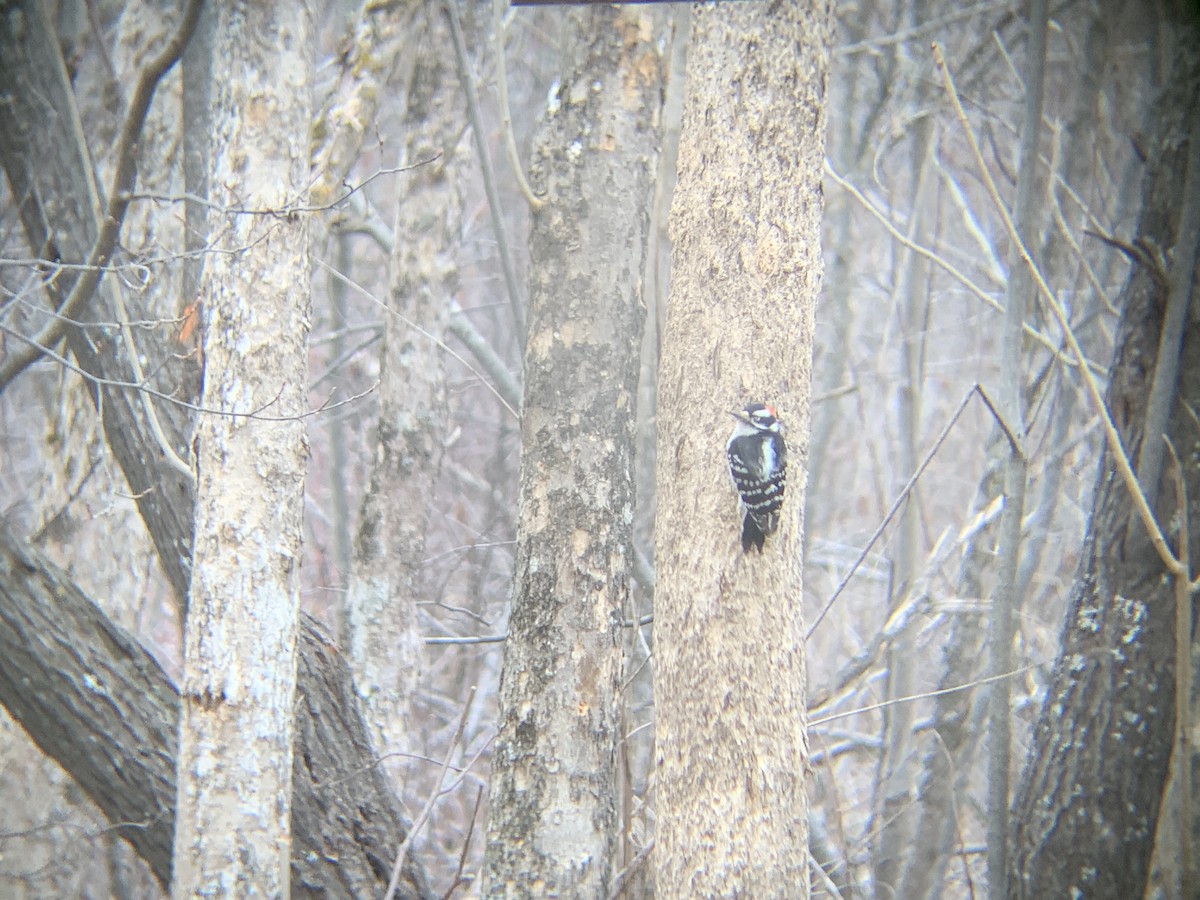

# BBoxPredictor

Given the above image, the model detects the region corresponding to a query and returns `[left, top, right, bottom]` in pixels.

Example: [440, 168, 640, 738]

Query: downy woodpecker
[727, 402, 787, 553]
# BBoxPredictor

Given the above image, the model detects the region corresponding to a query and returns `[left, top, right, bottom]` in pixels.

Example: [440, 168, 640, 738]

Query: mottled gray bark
[172, 4, 313, 895]
[0, 5, 433, 896]
[482, 6, 662, 896]
[346, 2, 459, 757]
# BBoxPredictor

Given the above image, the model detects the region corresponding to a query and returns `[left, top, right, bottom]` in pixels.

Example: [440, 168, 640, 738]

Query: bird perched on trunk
[727, 403, 787, 553]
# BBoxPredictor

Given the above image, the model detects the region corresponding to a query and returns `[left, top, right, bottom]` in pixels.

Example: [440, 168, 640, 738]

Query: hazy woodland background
[0, 0, 1192, 896]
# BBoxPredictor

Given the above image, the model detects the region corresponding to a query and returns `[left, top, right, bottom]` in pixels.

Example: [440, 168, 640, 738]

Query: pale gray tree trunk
[345, 3, 460, 757]
[0, 2, 435, 893]
[482, 6, 663, 896]
[173, 3, 313, 896]
[652, 2, 831, 895]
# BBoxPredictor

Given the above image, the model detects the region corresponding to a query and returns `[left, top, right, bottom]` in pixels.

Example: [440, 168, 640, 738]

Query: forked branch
[932, 41, 1184, 579]
[0, 0, 205, 393]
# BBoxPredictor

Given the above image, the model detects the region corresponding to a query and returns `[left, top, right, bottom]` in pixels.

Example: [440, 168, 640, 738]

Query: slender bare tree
[984, 2, 1047, 895]
[872, 7, 936, 884]
[653, 2, 831, 895]
[345, 1, 462, 758]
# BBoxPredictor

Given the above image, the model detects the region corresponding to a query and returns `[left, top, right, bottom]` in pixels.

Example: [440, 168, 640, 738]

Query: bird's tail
[741, 510, 779, 553]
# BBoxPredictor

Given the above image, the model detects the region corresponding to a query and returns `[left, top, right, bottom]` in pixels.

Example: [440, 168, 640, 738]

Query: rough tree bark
[171, 3, 314, 895]
[0, 526, 432, 898]
[0, 0, 198, 594]
[346, 1, 459, 756]
[652, 2, 830, 895]
[482, 6, 663, 896]
[0, 12, 434, 896]
[1009, 15, 1200, 896]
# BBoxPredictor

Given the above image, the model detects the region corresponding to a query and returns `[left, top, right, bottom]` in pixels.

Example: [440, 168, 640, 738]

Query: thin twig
[425, 633, 506, 645]
[441, 784, 485, 899]
[0, 319, 376, 422]
[932, 41, 1184, 579]
[109, 278, 194, 481]
[609, 838, 655, 899]
[328, 191, 524, 408]
[493, 0, 545, 209]
[809, 853, 845, 900]
[933, 731, 978, 900]
[835, 0, 1011, 56]
[1082, 230, 1170, 288]
[825, 158, 1103, 375]
[318, 258, 520, 419]
[446, 313, 523, 412]
[0, 0, 205, 393]
[426, 612, 654, 647]
[809, 661, 1047, 728]
[1046, 140, 1118, 317]
[121, 156, 441, 216]
[443, 0, 526, 338]
[384, 686, 477, 900]
[973, 384, 1021, 454]
[809, 521, 978, 715]
[807, 385, 981, 639]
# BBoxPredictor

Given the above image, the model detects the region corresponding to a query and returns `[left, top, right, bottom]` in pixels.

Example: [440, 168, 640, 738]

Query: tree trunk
[482, 7, 663, 896]
[0, 0, 198, 599]
[346, 1, 459, 758]
[1009, 15, 1200, 895]
[0, 526, 433, 898]
[985, 3, 1046, 895]
[172, 4, 313, 895]
[0, 8, 436, 897]
[652, 2, 831, 895]
[872, 18, 935, 887]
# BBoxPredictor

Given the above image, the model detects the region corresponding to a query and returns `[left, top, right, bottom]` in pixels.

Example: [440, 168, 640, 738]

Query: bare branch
[384, 687, 477, 900]
[825, 157, 1103, 375]
[609, 838, 655, 900]
[836, 0, 1013, 56]
[318, 258, 520, 419]
[493, 0, 545, 210]
[0, 0, 204, 393]
[807, 385, 981, 639]
[933, 40, 1184, 579]
[810, 661, 1047, 729]
[122, 157, 442, 217]
[0, 319, 378, 423]
[442, 0, 526, 338]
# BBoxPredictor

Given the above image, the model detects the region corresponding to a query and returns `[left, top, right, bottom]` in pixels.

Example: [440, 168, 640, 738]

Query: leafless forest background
[0, 0, 1192, 896]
